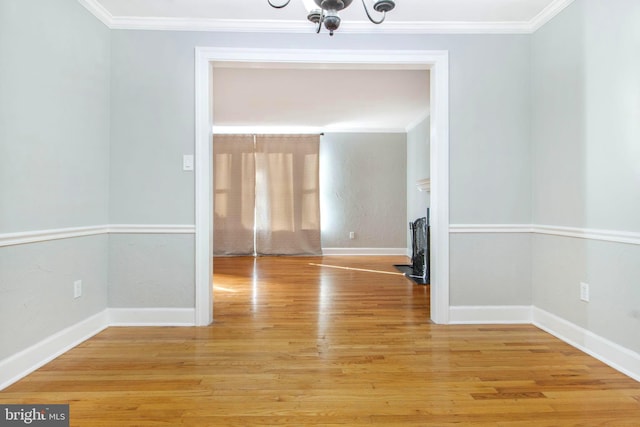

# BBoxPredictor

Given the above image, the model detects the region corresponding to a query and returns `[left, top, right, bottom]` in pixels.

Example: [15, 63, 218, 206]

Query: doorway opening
[194, 48, 450, 326]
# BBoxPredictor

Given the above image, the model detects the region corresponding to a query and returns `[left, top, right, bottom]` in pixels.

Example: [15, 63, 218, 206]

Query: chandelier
[267, 0, 396, 36]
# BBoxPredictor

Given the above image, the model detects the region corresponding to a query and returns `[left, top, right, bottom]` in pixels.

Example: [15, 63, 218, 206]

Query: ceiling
[84, 0, 573, 33]
[80, 0, 573, 132]
[211, 65, 430, 132]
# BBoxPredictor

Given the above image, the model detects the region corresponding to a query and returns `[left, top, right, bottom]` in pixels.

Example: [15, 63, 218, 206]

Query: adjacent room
[209, 64, 430, 258]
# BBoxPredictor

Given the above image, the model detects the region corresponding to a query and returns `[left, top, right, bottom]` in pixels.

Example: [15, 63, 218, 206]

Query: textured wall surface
[450, 233, 532, 306]
[108, 234, 195, 308]
[0, 236, 108, 359]
[320, 132, 407, 249]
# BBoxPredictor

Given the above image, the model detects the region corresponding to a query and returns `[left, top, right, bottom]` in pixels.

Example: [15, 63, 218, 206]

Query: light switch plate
[183, 155, 194, 171]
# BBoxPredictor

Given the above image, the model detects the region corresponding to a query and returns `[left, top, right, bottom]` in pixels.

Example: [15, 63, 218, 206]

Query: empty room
[1, 0, 639, 425]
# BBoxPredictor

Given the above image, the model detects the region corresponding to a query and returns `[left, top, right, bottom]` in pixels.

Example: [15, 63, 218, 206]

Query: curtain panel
[213, 134, 256, 255]
[212, 134, 322, 256]
[255, 134, 322, 255]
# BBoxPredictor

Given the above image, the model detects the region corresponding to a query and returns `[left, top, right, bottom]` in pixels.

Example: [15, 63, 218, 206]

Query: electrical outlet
[74, 280, 82, 299]
[349, 231, 355, 240]
[580, 282, 589, 302]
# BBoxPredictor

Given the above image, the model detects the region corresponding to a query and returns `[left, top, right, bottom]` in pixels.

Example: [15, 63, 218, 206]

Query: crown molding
[91, 17, 535, 34]
[529, 0, 576, 32]
[77, 0, 113, 28]
[78, 0, 576, 34]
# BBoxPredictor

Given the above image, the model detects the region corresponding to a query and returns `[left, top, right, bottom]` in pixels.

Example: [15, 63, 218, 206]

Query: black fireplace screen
[394, 211, 430, 284]
[410, 216, 428, 281]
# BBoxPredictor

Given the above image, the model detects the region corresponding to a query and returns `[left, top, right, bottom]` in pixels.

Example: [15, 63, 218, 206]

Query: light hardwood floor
[1, 256, 639, 426]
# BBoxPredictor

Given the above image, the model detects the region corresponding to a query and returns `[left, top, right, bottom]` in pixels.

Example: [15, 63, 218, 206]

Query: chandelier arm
[267, 0, 292, 9]
[361, 0, 387, 24]
[316, 8, 325, 33]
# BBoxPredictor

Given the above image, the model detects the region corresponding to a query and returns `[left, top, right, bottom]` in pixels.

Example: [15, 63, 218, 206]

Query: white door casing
[194, 47, 450, 326]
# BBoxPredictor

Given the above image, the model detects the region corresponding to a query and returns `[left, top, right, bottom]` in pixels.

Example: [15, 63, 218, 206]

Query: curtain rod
[211, 126, 324, 136]
[212, 132, 324, 136]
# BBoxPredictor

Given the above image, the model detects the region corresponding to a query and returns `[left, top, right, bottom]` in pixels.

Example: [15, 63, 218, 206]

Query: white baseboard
[107, 308, 196, 326]
[532, 307, 640, 382]
[4, 304, 638, 392]
[0, 308, 195, 391]
[450, 305, 640, 382]
[449, 305, 533, 324]
[0, 311, 109, 390]
[322, 247, 408, 256]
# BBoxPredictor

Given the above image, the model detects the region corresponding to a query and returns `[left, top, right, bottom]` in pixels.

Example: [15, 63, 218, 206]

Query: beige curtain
[213, 134, 322, 256]
[213, 134, 255, 255]
[255, 134, 322, 255]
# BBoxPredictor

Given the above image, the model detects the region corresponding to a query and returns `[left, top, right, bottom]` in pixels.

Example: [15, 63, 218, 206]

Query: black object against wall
[395, 210, 430, 285]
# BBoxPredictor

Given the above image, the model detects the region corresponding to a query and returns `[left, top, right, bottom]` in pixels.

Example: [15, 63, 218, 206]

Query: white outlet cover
[580, 282, 589, 302]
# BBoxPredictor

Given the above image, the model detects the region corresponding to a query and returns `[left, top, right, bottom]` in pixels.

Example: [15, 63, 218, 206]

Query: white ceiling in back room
[211, 66, 430, 133]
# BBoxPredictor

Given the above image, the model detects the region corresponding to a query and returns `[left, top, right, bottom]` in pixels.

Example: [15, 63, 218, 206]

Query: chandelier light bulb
[323, 10, 341, 36]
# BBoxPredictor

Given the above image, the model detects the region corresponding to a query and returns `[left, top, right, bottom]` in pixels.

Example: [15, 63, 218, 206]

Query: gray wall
[109, 32, 195, 225]
[451, 233, 532, 306]
[0, 0, 110, 358]
[448, 36, 531, 226]
[108, 30, 531, 226]
[0, 237, 109, 359]
[406, 116, 430, 251]
[108, 234, 194, 308]
[108, 30, 532, 309]
[531, 0, 640, 353]
[320, 132, 407, 249]
[107, 29, 198, 308]
[444, 34, 532, 305]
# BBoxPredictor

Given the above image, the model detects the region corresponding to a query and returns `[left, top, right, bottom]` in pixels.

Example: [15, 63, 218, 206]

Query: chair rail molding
[0, 225, 108, 247]
[0, 224, 196, 247]
[449, 223, 640, 246]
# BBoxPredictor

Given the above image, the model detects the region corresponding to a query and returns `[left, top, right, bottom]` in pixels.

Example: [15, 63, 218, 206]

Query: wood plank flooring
[1, 256, 639, 426]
